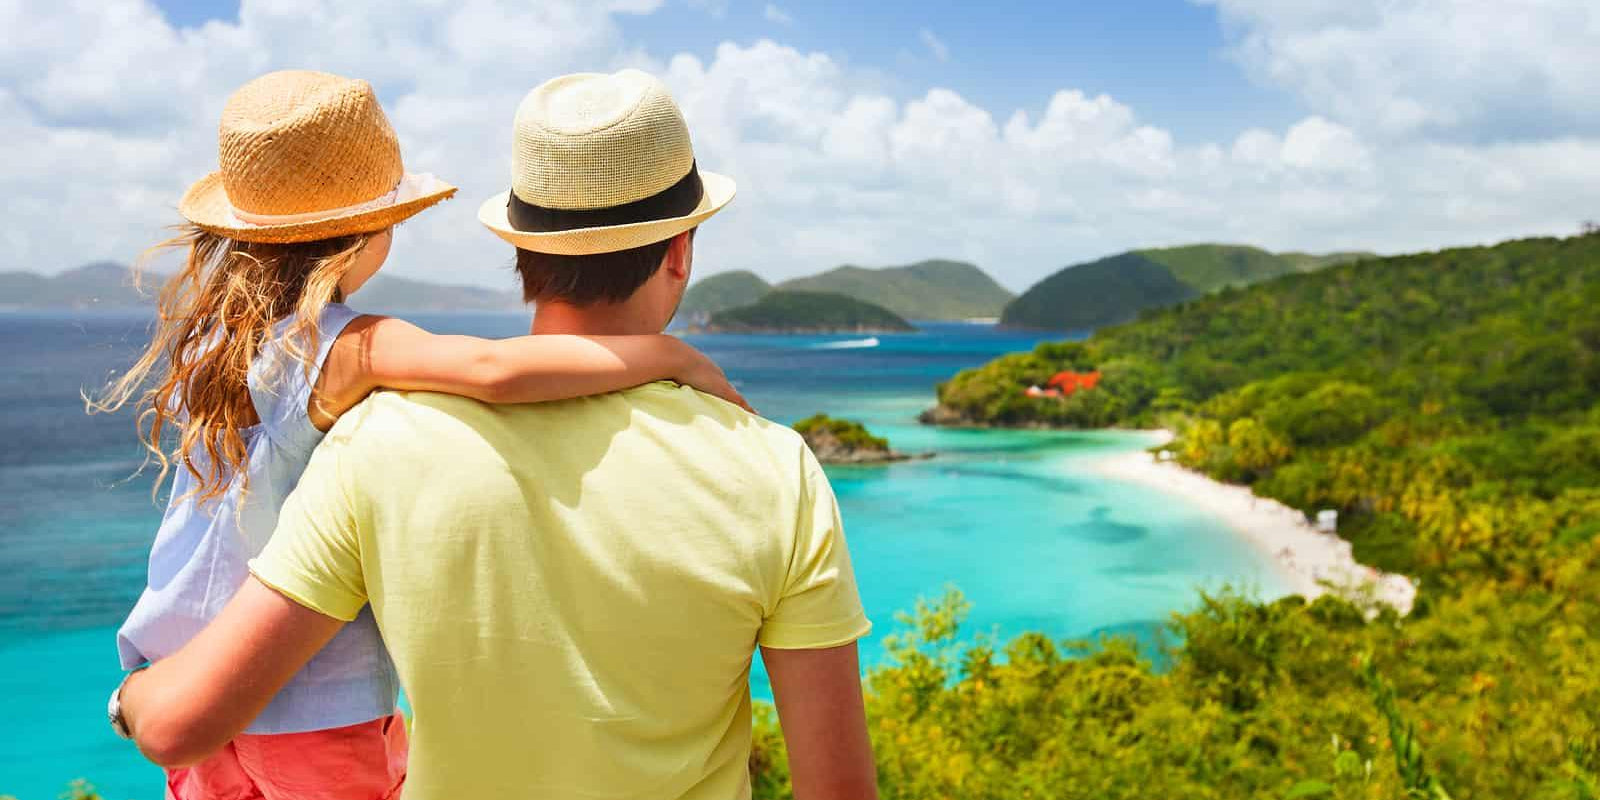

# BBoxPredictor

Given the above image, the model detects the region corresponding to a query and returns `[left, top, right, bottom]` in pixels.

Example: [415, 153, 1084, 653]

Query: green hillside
[1141, 243, 1316, 289]
[998, 251, 1196, 331]
[1281, 250, 1375, 272]
[776, 259, 1013, 320]
[887, 233, 1600, 797]
[677, 269, 772, 319]
[1001, 244, 1370, 330]
[705, 290, 915, 333]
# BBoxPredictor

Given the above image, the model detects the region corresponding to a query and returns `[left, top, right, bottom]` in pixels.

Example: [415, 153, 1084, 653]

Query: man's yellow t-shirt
[250, 382, 871, 799]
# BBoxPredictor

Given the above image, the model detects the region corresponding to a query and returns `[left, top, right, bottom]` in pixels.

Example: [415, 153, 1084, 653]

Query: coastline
[1084, 430, 1417, 615]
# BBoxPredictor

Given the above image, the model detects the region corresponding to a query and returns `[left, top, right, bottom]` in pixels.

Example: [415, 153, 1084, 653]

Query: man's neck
[530, 301, 661, 337]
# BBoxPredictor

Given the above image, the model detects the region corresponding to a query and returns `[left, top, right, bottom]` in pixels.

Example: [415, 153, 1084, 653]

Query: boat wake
[812, 337, 880, 350]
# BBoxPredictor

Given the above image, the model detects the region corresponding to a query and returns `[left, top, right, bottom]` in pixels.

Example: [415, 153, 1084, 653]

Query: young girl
[91, 70, 747, 800]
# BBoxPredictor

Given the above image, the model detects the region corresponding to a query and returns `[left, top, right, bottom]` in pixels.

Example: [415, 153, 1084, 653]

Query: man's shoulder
[322, 390, 487, 450]
[617, 383, 827, 499]
[319, 384, 827, 506]
[325, 384, 812, 460]
[623, 382, 810, 449]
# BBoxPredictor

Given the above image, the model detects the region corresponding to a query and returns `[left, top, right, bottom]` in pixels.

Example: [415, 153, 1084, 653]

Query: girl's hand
[675, 344, 756, 414]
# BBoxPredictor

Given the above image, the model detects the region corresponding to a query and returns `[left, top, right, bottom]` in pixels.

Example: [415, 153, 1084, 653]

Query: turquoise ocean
[0, 311, 1286, 799]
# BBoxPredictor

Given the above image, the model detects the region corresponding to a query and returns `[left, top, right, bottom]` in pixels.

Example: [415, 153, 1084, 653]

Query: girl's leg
[233, 713, 408, 800]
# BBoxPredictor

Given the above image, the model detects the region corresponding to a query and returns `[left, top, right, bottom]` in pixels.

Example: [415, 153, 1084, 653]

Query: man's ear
[662, 231, 693, 281]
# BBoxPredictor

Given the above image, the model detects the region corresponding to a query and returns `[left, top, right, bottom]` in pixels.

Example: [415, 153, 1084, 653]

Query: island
[700, 290, 916, 334]
[671, 259, 1014, 328]
[775, 259, 1014, 321]
[793, 414, 917, 465]
[674, 269, 772, 321]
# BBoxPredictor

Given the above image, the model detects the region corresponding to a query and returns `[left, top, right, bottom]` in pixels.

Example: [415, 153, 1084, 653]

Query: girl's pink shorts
[165, 713, 407, 800]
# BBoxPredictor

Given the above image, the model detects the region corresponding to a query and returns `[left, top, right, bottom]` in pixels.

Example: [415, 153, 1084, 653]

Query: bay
[0, 312, 1286, 799]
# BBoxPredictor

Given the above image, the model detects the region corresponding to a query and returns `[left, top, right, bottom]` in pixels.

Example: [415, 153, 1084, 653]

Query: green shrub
[793, 414, 891, 451]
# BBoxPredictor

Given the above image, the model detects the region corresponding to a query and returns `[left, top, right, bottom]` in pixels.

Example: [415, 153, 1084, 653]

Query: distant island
[775, 259, 1013, 321]
[17, 247, 1372, 328]
[1000, 244, 1372, 330]
[701, 290, 916, 334]
[1, 262, 525, 312]
[674, 247, 1377, 334]
[0, 262, 157, 310]
[676, 270, 772, 319]
[793, 414, 915, 465]
[676, 259, 1013, 326]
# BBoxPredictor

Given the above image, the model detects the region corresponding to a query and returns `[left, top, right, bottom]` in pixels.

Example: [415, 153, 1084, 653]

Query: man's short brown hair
[514, 232, 689, 306]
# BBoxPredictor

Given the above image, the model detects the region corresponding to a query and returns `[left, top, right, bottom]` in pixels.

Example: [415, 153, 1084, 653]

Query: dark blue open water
[0, 312, 1284, 799]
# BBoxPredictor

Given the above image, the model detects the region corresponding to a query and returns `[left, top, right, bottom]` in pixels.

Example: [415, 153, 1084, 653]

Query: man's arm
[756, 445, 878, 798]
[762, 642, 878, 800]
[118, 417, 371, 767]
[119, 578, 346, 767]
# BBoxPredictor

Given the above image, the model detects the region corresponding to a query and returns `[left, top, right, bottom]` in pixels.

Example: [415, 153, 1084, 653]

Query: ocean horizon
[0, 312, 1287, 800]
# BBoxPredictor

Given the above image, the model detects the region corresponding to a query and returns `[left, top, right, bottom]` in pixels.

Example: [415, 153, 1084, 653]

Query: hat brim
[477, 170, 736, 255]
[178, 172, 458, 244]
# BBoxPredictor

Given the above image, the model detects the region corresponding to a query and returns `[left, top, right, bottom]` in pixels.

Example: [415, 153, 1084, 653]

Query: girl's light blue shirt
[116, 303, 399, 734]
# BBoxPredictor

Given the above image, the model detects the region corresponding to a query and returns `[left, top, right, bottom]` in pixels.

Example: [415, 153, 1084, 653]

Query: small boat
[813, 337, 880, 350]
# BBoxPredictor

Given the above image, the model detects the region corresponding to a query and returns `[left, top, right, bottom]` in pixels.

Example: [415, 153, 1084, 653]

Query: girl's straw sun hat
[179, 70, 456, 244]
[478, 69, 736, 256]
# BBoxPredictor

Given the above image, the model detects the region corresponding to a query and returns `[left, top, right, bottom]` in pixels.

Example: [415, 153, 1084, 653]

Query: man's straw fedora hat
[478, 69, 735, 255]
[179, 70, 456, 244]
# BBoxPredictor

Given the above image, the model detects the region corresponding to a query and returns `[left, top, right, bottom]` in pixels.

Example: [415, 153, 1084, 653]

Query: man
[116, 69, 879, 800]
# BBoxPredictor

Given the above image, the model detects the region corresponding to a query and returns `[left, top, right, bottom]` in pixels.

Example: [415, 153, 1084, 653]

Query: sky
[7, 0, 1600, 291]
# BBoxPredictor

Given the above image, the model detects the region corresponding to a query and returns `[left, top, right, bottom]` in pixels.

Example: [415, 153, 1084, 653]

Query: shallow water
[0, 312, 1284, 799]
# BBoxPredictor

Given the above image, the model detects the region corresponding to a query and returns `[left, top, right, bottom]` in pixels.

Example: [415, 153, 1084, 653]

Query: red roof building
[1045, 370, 1102, 396]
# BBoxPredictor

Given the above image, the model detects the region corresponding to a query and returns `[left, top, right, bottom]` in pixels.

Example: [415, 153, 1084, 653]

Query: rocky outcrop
[794, 414, 924, 465]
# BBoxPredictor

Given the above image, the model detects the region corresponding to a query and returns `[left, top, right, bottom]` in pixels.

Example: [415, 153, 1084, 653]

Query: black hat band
[506, 162, 705, 233]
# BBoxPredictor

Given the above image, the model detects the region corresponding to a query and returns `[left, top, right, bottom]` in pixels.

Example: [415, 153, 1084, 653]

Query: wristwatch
[107, 668, 144, 740]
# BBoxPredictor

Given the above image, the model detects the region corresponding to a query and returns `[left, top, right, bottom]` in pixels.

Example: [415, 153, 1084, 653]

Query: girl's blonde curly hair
[88, 225, 376, 505]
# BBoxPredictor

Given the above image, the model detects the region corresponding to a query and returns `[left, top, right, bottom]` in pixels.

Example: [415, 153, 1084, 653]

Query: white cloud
[3, 0, 1600, 292]
[1231, 117, 1371, 175]
[763, 4, 792, 26]
[1200, 0, 1600, 140]
[918, 29, 950, 63]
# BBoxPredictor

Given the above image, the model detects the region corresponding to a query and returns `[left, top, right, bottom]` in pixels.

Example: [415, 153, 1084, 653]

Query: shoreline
[1084, 430, 1416, 615]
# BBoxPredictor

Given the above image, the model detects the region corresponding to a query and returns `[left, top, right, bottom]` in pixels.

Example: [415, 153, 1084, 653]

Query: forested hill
[704, 290, 915, 333]
[675, 269, 772, 319]
[775, 259, 1014, 320]
[1000, 244, 1370, 330]
[775, 234, 1600, 799]
[936, 234, 1598, 441]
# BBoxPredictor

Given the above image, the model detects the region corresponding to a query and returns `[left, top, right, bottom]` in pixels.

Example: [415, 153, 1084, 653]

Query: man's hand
[762, 642, 878, 800]
[120, 578, 347, 767]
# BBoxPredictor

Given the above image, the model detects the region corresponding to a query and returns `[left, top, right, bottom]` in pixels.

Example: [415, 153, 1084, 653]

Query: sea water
[0, 312, 1285, 799]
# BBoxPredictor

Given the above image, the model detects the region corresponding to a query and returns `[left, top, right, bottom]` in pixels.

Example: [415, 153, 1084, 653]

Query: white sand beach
[1088, 431, 1416, 615]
